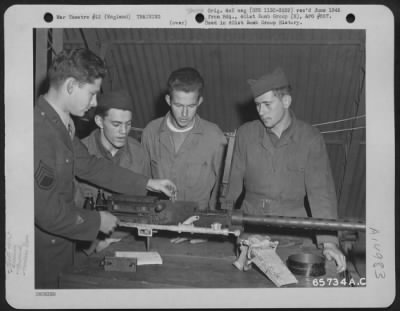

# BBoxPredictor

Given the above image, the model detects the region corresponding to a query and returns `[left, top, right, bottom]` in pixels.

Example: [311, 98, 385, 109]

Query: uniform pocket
[287, 162, 305, 173]
[185, 161, 209, 187]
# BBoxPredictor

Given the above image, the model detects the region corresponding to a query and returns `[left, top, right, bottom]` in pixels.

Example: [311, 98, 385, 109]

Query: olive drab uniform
[226, 110, 339, 246]
[142, 113, 226, 210]
[34, 97, 149, 288]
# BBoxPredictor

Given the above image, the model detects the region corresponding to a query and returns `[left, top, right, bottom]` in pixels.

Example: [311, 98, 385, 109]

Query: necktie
[67, 121, 75, 139]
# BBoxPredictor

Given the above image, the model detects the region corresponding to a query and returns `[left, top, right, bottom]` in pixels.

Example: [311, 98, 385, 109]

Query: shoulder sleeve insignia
[35, 160, 55, 190]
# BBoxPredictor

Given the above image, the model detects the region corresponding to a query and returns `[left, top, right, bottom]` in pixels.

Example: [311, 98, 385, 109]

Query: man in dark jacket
[226, 67, 346, 273]
[34, 48, 176, 288]
[74, 90, 150, 208]
[73, 90, 151, 254]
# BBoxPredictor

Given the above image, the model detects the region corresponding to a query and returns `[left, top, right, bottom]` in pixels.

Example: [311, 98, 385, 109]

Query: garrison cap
[97, 90, 133, 113]
[248, 67, 289, 98]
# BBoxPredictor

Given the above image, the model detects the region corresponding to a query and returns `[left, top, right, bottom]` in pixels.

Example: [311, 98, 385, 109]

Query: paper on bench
[114, 251, 163, 265]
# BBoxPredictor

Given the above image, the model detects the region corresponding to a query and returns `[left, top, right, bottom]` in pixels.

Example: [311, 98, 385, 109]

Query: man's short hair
[47, 48, 107, 88]
[272, 85, 292, 99]
[167, 67, 204, 97]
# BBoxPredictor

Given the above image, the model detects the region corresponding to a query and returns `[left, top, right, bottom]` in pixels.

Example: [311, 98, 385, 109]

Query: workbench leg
[146, 237, 151, 251]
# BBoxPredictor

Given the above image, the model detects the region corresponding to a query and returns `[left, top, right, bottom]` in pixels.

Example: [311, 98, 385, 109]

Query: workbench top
[59, 233, 356, 289]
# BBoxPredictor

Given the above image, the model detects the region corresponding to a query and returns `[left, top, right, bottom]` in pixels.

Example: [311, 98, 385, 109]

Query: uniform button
[41, 112, 45, 116]
[51, 239, 56, 244]
[65, 158, 70, 163]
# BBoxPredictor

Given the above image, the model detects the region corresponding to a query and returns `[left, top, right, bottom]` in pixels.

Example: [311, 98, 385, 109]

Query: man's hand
[323, 242, 347, 273]
[146, 179, 177, 197]
[99, 211, 119, 235]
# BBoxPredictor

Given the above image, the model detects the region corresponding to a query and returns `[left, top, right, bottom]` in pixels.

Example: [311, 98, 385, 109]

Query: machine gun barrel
[230, 213, 366, 232]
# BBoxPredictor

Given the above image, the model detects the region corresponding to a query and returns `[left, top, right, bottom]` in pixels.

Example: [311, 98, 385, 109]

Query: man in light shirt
[142, 67, 227, 211]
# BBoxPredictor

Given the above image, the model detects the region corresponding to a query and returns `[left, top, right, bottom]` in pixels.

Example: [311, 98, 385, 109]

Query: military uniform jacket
[34, 97, 149, 288]
[142, 114, 226, 210]
[74, 129, 151, 207]
[226, 111, 338, 245]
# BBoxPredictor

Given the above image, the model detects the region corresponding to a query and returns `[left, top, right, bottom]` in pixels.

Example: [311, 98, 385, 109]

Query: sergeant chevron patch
[35, 160, 55, 190]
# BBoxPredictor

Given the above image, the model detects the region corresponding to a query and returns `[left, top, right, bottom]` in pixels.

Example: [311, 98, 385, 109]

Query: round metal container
[286, 253, 326, 277]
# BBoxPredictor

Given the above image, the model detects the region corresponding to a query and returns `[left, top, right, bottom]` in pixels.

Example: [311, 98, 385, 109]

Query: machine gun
[86, 193, 366, 248]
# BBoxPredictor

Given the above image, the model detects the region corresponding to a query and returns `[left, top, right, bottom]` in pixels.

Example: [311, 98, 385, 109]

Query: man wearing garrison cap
[75, 90, 150, 209]
[225, 68, 346, 273]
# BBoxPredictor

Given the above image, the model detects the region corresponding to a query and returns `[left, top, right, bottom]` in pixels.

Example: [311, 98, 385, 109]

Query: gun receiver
[92, 194, 366, 238]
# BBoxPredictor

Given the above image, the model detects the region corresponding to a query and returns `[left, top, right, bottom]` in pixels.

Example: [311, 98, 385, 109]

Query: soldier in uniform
[142, 67, 226, 211]
[225, 67, 346, 273]
[74, 89, 151, 254]
[74, 90, 150, 208]
[34, 48, 176, 288]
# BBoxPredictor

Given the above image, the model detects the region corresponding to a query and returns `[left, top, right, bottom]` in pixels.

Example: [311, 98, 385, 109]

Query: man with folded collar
[226, 67, 346, 273]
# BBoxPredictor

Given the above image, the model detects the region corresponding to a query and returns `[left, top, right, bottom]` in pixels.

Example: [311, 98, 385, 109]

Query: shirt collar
[260, 109, 298, 143]
[41, 95, 72, 129]
[37, 96, 69, 127]
[266, 110, 295, 138]
[159, 112, 204, 135]
[93, 128, 126, 160]
[50, 102, 71, 129]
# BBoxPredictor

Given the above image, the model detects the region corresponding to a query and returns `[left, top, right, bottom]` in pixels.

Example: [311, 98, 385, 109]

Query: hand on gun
[146, 179, 177, 198]
[99, 211, 119, 236]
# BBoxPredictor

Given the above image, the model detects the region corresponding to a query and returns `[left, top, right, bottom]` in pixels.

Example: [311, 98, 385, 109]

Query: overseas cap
[248, 67, 289, 98]
[96, 90, 133, 113]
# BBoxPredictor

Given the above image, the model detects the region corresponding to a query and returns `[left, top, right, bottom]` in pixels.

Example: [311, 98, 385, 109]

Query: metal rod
[118, 222, 241, 236]
[232, 214, 366, 232]
[146, 237, 151, 251]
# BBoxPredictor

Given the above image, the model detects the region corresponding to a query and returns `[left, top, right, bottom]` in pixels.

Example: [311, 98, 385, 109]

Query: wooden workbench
[58, 231, 363, 289]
